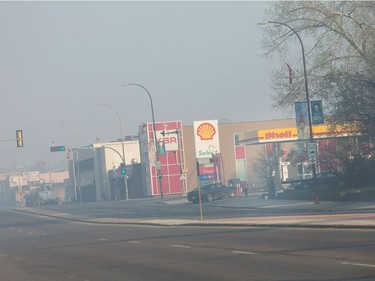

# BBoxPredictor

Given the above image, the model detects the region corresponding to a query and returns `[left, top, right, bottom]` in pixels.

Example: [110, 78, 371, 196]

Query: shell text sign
[197, 122, 216, 140]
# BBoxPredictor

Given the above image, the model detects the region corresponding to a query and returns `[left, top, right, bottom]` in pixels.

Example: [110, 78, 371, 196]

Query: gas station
[239, 123, 359, 192]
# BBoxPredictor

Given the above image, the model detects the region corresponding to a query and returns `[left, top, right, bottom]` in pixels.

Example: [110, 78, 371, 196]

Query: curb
[12, 208, 375, 230]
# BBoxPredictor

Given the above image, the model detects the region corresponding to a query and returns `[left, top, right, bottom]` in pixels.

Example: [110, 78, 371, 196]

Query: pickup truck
[25, 186, 60, 206]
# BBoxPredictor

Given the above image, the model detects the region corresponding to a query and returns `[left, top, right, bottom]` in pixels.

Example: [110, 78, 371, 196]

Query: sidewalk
[14, 197, 375, 229]
[162, 196, 375, 228]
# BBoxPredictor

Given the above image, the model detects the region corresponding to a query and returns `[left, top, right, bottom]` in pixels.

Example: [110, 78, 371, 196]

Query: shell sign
[193, 120, 220, 159]
[197, 122, 216, 140]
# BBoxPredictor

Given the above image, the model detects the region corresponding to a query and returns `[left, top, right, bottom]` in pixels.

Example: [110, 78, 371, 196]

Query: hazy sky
[1, 1, 291, 170]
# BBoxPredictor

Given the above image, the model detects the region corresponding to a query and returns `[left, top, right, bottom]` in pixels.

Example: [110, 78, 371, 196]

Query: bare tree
[328, 73, 375, 137]
[260, 1, 375, 137]
[259, 1, 375, 186]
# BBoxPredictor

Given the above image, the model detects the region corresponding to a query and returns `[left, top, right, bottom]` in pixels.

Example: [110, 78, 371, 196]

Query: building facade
[136, 118, 296, 197]
[71, 117, 355, 201]
[139, 120, 186, 197]
[182, 118, 297, 192]
[68, 139, 141, 202]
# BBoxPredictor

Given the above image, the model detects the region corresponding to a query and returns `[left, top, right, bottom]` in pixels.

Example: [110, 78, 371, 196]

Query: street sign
[161, 129, 179, 136]
[28, 172, 39, 182]
[307, 142, 317, 164]
[199, 174, 214, 181]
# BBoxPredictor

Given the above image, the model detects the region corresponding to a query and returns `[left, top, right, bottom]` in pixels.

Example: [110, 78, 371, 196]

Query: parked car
[281, 179, 297, 190]
[187, 183, 234, 203]
[294, 172, 344, 189]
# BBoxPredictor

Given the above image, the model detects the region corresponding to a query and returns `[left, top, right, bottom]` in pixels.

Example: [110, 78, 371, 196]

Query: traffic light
[157, 140, 166, 156]
[120, 163, 126, 175]
[50, 145, 66, 152]
[16, 130, 23, 147]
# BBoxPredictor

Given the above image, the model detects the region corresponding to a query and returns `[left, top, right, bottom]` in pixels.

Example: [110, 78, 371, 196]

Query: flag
[140, 123, 147, 133]
[285, 63, 293, 84]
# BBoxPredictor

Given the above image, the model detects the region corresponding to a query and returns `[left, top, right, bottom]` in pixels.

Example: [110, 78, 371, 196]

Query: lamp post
[48, 141, 53, 191]
[60, 120, 79, 202]
[1, 177, 5, 208]
[101, 145, 126, 200]
[96, 104, 129, 200]
[123, 83, 164, 199]
[258, 20, 319, 203]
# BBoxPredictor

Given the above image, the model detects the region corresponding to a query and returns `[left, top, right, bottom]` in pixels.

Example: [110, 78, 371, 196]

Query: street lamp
[95, 104, 129, 200]
[60, 120, 79, 202]
[122, 83, 164, 199]
[258, 20, 319, 203]
[101, 145, 126, 199]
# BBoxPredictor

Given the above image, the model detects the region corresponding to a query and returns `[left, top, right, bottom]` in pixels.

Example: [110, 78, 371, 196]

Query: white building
[68, 138, 141, 202]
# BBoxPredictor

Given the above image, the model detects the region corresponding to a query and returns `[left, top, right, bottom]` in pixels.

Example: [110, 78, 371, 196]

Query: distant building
[0, 170, 68, 208]
[68, 138, 141, 202]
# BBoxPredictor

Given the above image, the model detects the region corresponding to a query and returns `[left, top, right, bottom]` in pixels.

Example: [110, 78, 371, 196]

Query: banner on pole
[311, 100, 324, 124]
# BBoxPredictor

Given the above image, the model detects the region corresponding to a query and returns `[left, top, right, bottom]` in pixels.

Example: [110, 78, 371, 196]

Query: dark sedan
[187, 183, 234, 203]
[294, 171, 344, 189]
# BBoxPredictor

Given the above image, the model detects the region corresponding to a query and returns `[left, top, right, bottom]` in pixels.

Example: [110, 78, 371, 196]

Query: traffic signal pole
[0, 130, 24, 147]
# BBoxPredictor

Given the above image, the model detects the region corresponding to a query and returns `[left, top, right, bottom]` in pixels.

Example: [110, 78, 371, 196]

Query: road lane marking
[341, 262, 375, 268]
[261, 202, 320, 209]
[128, 241, 143, 244]
[171, 245, 191, 249]
[0, 253, 8, 257]
[97, 238, 110, 241]
[232, 251, 258, 255]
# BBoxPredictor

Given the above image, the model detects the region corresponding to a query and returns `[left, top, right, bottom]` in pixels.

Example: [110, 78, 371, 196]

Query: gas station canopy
[239, 124, 359, 145]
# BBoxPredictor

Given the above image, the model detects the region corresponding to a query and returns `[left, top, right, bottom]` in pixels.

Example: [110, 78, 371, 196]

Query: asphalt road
[1, 209, 375, 281]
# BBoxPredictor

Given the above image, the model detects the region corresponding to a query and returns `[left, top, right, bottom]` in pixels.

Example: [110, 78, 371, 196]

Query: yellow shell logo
[197, 123, 216, 140]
